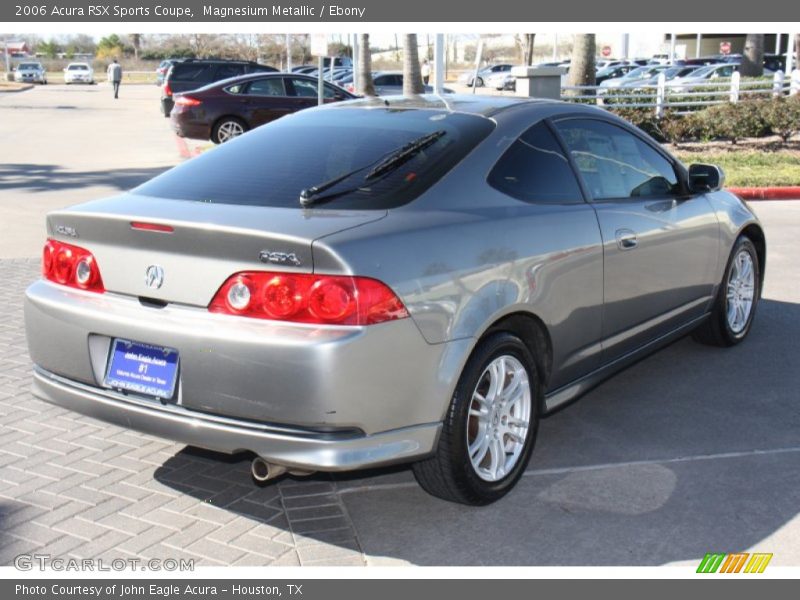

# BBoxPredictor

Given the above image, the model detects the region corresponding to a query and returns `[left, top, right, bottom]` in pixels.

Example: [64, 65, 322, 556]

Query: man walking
[421, 59, 431, 85]
[107, 58, 122, 99]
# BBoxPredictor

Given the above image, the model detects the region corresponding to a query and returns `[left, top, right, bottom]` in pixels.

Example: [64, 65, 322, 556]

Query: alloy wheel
[466, 354, 531, 482]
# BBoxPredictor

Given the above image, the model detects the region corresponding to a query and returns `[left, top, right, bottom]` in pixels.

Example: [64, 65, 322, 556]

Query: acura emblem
[145, 265, 165, 290]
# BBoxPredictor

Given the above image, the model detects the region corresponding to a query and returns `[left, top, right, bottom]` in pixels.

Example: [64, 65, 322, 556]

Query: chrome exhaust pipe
[251, 457, 287, 482]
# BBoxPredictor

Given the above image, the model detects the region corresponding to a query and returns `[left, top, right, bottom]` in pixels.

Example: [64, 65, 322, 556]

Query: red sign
[720, 41, 732, 55]
[601, 45, 612, 57]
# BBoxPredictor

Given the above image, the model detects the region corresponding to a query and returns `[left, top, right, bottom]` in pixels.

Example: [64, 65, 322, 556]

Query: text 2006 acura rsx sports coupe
[25, 95, 765, 505]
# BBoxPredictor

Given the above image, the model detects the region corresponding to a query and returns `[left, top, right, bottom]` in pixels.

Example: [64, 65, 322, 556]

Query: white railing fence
[561, 69, 800, 117]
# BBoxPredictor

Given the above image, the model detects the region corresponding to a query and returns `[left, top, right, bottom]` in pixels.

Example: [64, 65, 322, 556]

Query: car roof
[323, 93, 568, 119]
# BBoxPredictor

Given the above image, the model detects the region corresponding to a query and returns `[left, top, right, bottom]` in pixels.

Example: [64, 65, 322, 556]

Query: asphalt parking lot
[1, 84, 799, 567]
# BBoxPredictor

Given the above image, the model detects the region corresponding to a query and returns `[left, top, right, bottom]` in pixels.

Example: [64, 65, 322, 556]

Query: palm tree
[357, 34, 376, 97]
[741, 34, 764, 77]
[403, 34, 425, 95]
[568, 34, 596, 91]
[523, 34, 535, 66]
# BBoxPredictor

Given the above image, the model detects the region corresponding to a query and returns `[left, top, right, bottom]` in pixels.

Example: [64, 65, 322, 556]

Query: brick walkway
[0, 259, 365, 566]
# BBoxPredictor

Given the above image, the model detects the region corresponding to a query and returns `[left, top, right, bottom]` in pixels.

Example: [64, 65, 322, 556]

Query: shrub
[761, 96, 800, 142]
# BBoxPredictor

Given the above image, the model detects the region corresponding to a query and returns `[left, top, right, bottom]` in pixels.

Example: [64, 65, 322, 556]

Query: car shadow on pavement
[153, 298, 800, 565]
[0, 163, 169, 193]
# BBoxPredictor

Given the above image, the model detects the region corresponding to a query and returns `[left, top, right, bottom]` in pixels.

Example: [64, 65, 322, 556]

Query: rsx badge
[259, 250, 302, 266]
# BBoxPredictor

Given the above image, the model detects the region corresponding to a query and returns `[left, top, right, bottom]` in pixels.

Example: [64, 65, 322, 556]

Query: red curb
[727, 187, 800, 200]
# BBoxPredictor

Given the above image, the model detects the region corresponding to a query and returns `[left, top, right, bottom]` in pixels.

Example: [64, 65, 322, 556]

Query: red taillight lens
[209, 272, 408, 326]
[41, 239, 105, 293]
[163, 82, 172, 96]
[174, 95, 202, 107]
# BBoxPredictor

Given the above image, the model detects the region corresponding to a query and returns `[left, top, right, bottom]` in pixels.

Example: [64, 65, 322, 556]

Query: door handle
[615, 229, 638, 250]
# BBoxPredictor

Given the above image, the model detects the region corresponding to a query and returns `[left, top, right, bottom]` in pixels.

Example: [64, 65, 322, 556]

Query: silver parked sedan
[24, 95, 765, 505]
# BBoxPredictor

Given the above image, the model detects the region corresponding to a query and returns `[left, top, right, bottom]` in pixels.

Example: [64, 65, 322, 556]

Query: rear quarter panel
[315, 106, 606, 393]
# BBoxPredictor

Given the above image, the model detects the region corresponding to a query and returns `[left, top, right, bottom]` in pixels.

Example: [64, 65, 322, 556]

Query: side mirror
[688, 163, 725, 193]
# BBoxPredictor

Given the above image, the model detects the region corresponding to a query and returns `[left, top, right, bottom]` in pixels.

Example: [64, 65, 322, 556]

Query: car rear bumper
[170, 114, 211, 140]
[25, 279, 467, 449]
[31, 366, 440, 471]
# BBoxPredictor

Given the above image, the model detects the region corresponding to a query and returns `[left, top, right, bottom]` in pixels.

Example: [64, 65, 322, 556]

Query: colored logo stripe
[697, 553, 726, 573]
[697, 552, 773, 573]
[744, 553, 773, 573]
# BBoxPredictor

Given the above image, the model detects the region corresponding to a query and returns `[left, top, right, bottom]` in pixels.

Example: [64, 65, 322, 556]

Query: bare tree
[130, 33, 141, 61]
[568, 34, 596, 90]
[403, 34, 425, 95]
[741, 34, 764, 77]
[357, 34, 376, 97]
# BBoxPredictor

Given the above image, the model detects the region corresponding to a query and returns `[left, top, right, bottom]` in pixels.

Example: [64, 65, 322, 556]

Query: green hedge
[612, 96, 800, 144]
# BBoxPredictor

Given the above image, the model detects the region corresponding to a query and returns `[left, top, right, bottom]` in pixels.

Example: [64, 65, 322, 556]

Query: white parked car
[485, 70, 516, 90]
[64, 63, 94, 84]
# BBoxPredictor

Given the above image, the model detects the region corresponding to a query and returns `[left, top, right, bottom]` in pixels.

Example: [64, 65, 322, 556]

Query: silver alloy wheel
[217, 120, 244, 143]
[726, 249, 755, 334]
[466, 355, 531, 482]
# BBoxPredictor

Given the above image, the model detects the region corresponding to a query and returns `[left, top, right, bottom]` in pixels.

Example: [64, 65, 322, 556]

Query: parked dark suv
[161, 59, 277, 116]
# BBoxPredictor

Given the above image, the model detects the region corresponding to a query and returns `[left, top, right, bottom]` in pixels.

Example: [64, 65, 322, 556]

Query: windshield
[688, 66, 716, 78]
[133, 107, 495, 210]
[68, 64, 89, 70]
[623, 67, 650, 79]
[18, 63, 40, 70]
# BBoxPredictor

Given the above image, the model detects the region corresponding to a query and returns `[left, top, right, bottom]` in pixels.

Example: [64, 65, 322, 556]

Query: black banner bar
[3, 579, 798, 600]
[1, 0, 799, 22]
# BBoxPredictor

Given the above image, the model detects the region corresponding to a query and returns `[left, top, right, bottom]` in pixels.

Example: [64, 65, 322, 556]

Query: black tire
[412, 332, 541, 505]
[693, 235, 760, 347]
[475, 77, 484, 87]
[211, 117, 248, 144]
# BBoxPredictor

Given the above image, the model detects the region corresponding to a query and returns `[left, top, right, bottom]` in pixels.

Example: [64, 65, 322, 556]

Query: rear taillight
[209, 272, 408, 326]
[174, 95, 202, 107]
[42, 239, 105, 293]
[163, 82, 172, 96]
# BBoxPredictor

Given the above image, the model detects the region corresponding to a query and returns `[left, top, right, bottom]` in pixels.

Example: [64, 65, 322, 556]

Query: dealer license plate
[103, 339, 179, 400]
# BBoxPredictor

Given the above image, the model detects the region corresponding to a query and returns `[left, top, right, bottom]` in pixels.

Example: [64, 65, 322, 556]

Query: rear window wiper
[299, 130, 447, 207]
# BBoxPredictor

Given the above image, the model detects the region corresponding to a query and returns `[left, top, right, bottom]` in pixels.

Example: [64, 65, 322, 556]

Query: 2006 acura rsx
[24, 95, 765, 505]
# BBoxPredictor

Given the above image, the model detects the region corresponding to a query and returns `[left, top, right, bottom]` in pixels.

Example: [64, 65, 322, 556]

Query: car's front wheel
[693, 235, 760, 346]
[211, 117, 248, 144]
[413, 332, 540, 505]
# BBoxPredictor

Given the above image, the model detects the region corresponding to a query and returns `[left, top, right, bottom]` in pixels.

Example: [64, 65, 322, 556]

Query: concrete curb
[727, 187, 800, 200]
[0, 84, 34, 93]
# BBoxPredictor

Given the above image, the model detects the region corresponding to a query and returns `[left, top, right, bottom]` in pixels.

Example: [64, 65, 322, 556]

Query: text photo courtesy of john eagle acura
[24, 95, 765, 505]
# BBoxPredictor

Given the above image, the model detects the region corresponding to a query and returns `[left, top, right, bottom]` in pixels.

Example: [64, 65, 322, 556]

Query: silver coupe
[24, 95, 765, 504]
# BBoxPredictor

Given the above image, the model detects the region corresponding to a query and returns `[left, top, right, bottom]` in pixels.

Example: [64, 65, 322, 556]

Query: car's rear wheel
[212, 117, 248, 144]
[693, 235, 760, 346]
[413, 332, 540, 505]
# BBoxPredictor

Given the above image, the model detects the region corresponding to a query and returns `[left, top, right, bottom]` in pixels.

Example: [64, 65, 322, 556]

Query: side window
[247, 78, 286, 96]
[215, 64, 245, 81]
[288, 77, 334, 98]
[554, 119, 680, 200]
[173, 64, 213, 82]
[487, 121, 584, 204]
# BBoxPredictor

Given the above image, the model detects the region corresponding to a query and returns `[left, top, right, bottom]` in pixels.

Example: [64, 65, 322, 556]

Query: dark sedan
[170, 72, 357, 144]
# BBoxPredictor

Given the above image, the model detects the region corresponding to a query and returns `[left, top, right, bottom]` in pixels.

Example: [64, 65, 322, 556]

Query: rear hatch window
[133, 107, 495, 210]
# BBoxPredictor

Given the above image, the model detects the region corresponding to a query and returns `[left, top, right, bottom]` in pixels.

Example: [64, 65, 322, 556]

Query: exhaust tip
[251, 457, 287, 483]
